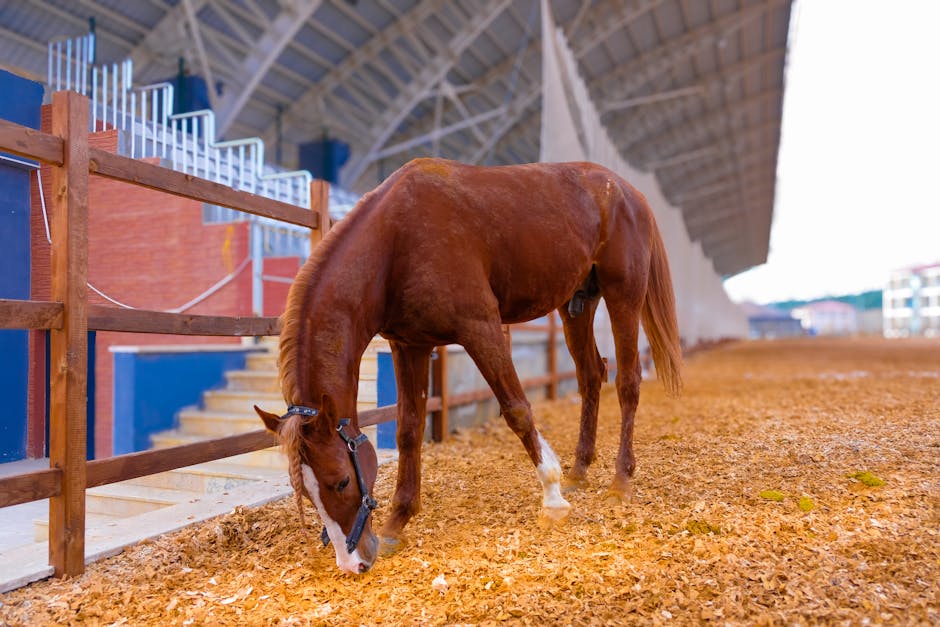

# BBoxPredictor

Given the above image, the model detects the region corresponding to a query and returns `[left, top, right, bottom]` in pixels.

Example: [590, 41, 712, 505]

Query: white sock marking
[301, 464, 366, 574]
[536, 432, 570, 511]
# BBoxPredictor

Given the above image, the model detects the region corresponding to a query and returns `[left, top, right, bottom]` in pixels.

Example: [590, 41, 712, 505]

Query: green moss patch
[848, 471, 885, 487]
[759, 489, 785, 502]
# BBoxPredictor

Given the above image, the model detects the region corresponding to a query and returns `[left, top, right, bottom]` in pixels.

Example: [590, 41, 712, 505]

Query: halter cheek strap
[283, 406, 378, 555]
[334, 418, 379, 554]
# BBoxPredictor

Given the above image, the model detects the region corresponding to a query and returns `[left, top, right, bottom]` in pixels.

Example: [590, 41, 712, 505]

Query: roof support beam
[600, 85, 704, 114]
[373, 105, 507, 161]
[261, 0, 453, 146]
[214, 0, 323, 136]
[343, 0, 513, 186]
[181, 0, 218, 111]
[130, 0, 208, 78]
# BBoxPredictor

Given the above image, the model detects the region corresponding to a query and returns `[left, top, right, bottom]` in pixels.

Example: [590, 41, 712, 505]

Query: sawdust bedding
[2, 337, 938, 626]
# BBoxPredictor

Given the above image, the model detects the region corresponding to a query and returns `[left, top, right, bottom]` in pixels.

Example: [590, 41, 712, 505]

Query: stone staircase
[30, 337, 388, 543]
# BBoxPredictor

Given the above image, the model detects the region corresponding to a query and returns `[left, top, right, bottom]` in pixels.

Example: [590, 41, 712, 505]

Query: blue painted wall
[376, 351, 397, 449]
[0, 69, 43, 462]
[112, 348, 261, 454]
[42, 333, 96, 460]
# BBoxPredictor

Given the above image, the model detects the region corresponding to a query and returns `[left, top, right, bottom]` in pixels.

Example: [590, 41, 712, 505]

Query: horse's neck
[292, 224, 384, 416]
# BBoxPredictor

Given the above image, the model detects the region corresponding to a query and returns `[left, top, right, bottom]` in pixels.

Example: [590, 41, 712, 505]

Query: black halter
[283, 406, 378, 554]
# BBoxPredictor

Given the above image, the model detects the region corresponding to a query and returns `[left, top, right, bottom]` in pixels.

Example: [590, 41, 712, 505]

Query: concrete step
[32, 511, 122, 543]
[149, 431, 286, 469]
[178, 409, 273, 436]
[225, 369, 279, 392]
[200, 390, 378, 415]
[202, 390, 288, 414]
[224, 368, 375, 392]
[85, 482, 202, 517]
[122, 462, 286, 493]
[245, 352, 277, 371]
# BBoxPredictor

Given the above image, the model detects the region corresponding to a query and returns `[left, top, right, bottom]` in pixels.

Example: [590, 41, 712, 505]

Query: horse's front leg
[378, 342, 432, 556]
[459, 319, 571, 526]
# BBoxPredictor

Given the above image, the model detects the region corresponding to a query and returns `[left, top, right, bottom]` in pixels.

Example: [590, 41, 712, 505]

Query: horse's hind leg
[559, 299, 605, 492]
[378, 342, 432, 555]
[457, 318, 571, 524]
[597, 288, 645, 505]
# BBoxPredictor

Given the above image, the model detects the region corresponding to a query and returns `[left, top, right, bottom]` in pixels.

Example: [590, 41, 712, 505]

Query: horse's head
[255, 396, 379, 574]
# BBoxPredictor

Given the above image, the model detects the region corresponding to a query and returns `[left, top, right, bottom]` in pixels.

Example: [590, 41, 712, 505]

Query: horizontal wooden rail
[514, 322, 551, 332]
[83, 400, 437, 490]
[0, 468, 61, 508]
[85, 430, 279, 489]
[0, 118, 64, 165]
[0, 298, 64, 330]
[88, 305, 281, 336]
[88, 148, 316, 229]
[0, 369, 578, 507]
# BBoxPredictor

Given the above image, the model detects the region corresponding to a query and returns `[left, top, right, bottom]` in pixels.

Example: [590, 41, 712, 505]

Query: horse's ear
[254, 405, 283, 433]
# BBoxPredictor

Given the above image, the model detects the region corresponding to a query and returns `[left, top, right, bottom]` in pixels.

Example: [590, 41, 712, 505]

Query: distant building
[883, 262, 940, 337]
[792, 300, 858, 336]
[740, 302, 803, 339]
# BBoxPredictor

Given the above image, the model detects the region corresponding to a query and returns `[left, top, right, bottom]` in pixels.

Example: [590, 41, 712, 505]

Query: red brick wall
[28, 105, 305, 458]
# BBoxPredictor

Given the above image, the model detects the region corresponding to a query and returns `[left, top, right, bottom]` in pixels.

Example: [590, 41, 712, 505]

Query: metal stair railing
[47, 34, 314, 212]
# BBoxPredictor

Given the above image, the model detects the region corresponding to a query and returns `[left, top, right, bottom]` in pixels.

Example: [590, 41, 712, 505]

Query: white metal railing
[47, 33, 95, 95]
[47, 34, 314, 211]
[47, 32, 363, 314]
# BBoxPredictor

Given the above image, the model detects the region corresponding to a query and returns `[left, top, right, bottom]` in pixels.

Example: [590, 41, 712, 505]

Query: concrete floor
[0, 459, 48, 552]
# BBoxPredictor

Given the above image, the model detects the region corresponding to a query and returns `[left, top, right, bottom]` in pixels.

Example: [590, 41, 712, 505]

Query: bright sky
[722, 0, 940, 304]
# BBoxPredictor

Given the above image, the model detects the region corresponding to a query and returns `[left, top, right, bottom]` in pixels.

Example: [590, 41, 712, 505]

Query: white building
[883, 262, 940, 337]
[792, 300, 859, 336]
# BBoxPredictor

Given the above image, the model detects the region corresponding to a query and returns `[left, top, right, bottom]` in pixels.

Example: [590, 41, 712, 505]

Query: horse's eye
[336, 476, 350, 493]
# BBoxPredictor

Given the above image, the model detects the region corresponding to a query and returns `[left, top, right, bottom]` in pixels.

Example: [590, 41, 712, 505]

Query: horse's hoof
[604, 485, 634, 506]
[377, 536, 404, 558]
[538, 505, 571, 529]
[562, 475, 589, 493]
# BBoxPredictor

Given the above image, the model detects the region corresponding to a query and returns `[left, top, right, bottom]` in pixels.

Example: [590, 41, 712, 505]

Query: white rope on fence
[35, 168, 254, 315]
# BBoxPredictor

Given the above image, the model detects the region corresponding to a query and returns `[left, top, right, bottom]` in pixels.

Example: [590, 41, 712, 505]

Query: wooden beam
[358, 404, 398, 429]
[85, 431, 278, 489]
[87, 305, 281, 336]
[48, 91, 89, 578]
[0, 299, 64, 330]
[0, 118, 64, 165]
[431, 347, 449, 442]
[0, 468, 61, 508]
[310, 179, 331, 247]
[87, 148, 317, 229]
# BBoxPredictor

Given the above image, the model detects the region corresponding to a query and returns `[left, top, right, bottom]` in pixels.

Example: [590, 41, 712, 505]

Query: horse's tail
[642, 217, 683, 397]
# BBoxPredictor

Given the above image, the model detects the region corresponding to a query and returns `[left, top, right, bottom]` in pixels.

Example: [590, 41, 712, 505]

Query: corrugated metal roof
[0, 0, 793, 275]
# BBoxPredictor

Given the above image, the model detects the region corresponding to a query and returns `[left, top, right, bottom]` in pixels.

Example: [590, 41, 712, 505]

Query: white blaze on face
[301, 464, 366, 574]
[536, 432, 570, 511]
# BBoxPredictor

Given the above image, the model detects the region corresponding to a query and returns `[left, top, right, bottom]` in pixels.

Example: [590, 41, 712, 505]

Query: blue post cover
[375, 351, 397, 449]
[0, 69, 43, 461]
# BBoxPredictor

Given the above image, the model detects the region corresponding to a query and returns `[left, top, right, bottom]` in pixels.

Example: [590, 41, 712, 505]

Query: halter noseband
[283, 405, 378, 554]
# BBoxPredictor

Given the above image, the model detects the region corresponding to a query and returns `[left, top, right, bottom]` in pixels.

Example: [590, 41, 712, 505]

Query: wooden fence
[0, 91, 576, 579]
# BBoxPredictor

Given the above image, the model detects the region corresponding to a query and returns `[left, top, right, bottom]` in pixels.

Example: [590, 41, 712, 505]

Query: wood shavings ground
[2, 337, 938, 625]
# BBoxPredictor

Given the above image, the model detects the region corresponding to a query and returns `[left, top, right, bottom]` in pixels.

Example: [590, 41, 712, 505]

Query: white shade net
[539, 0, 747, 360]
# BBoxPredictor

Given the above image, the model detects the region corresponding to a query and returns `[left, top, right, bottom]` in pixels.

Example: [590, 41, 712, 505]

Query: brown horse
[255, 158, 681, 574]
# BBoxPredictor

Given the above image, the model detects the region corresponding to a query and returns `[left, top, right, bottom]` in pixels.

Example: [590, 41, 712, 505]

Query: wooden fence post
[547, 312, 558, 400]
[431, 347, 449, 442]
[310, 179, 331, 246]
[48, 91, 90, 577]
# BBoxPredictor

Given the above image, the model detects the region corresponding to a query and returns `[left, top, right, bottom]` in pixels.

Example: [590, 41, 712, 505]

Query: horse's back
[365, 159, 650, 332]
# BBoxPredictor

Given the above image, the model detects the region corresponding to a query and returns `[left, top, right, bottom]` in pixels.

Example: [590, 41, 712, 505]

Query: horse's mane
[277, 184, 385, 405]
[277, 255, 320, 407]
[278, 412, 313, 529]
[276, 234, 339, 529]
